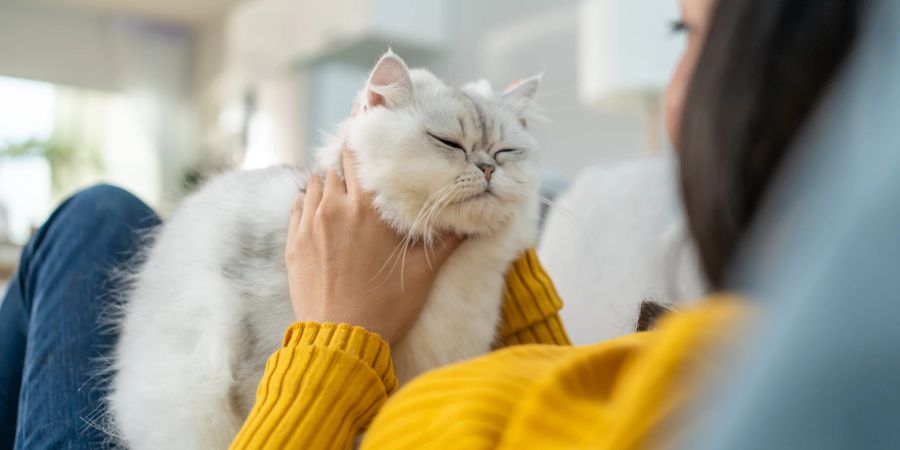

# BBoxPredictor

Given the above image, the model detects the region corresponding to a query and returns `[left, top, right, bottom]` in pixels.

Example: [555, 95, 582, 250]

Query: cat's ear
[366, 50, 413, 109]
[501, 74, 541, 104]
[502, 74, 541, 127]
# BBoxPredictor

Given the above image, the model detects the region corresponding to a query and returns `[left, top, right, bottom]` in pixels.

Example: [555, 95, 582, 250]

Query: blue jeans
[0, 185, 160, 449]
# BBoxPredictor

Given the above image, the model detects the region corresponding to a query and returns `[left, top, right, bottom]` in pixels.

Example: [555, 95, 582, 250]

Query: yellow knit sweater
[230, 249, 741, 449]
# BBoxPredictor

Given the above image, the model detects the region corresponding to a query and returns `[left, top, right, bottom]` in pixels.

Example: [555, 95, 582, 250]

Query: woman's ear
[366, 50, 413, 109]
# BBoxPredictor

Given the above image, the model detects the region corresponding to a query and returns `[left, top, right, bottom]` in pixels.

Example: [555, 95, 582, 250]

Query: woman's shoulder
[361, 297, 748, 450]
[362, 342, 590, 449]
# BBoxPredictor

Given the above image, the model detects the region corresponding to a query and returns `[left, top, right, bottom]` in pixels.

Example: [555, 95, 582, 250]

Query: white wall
[1, 0, 664, 190]
[0, 1, 117, 91]
[243, 70, 307, 168]
[0, 0, 198, 208]
[303, 61, 367, 157]
[0, 0, 658, 190]
[436, 0, 648, 177]
[294, 0, 649, 177]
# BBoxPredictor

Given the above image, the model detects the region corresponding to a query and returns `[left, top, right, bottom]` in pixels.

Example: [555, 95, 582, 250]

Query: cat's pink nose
[478, 164, 495, 182]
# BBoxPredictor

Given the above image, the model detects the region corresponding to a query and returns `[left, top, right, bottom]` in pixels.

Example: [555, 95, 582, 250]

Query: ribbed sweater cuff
[230, 323, 397, 450]
[497, 248, 572, 346]
[282, 322, 398, 393]
[501, 313, 570, 346]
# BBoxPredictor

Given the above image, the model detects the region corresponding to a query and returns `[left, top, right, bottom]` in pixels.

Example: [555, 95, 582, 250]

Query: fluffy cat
[108, 50, 543, 450]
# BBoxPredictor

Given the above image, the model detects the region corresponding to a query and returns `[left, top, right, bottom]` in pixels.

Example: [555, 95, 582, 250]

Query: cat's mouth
[455, 189, 496, 204]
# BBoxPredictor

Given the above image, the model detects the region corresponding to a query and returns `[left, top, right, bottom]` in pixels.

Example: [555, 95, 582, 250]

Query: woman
[0, 0, 862, 448]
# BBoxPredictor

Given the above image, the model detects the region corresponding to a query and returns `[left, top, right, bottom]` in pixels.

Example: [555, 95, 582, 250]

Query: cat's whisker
[419, 187, 452, 230]
[537, 195, 555, 206]
[419, 184, 466, 269]
[425, 186, 460, 232]
[531, 85, 580, 99]
[420, 184, 458, 231]
[404, 186, 450, 262]
[411, 184, 453, 234]
[370, 238, 410, 287]
[419, 185, 460, 268]
[533, 106, 590, 112]
[422, 232, 435, 269]
[372, 226, 423, 291]
[400, 183, 456, 284]
[401, 180, 458, 281]
[370, 183, 455, 288]
[399, 238, 411, 292]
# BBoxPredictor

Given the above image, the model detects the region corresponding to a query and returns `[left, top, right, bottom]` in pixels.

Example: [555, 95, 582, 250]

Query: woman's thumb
[430, 234, 465, 268]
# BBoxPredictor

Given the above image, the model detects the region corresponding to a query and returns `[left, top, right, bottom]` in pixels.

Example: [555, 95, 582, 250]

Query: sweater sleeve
[495, 248, 572, 347]
[230, 322, 397, 450]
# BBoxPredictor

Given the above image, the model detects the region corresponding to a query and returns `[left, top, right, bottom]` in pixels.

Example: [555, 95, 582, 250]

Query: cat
[107, 50, 543, 450]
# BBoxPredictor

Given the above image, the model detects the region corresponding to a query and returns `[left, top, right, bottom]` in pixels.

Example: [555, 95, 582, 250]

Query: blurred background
[0, 0, 691, 335]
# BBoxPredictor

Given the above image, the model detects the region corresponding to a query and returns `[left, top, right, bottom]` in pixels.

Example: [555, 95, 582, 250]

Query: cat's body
[108, 51, 543, 450]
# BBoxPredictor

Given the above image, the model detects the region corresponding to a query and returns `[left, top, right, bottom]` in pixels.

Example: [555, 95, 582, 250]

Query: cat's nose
[477, 163, 495, 182]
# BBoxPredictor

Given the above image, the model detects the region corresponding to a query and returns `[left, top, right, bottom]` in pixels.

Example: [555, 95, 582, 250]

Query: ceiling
[35, 0, 238, 26]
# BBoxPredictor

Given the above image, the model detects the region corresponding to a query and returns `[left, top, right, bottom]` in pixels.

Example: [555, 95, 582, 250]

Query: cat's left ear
[502, 74, 541, 128]
[501, 73, 542, 106]
[366, 50, 414, 110]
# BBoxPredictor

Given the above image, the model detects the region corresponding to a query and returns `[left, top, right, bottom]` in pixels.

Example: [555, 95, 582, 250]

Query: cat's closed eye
[493, 148, 520, 159]
[427, 132, 466, 153]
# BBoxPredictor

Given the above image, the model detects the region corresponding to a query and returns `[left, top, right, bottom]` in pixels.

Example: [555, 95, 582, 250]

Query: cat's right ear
[366, 51, 413, 110]
[501, 74, 541, 128]
[501, 74, 541, 106]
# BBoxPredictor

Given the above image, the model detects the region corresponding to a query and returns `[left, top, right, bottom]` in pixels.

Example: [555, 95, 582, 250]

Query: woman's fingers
[301, 175, 324, 230]
[429, 234, 466, 267]
[288, 192, 303, 237]
[407, 234, 465, 274]
[324, 167, 345, 196]
[341, 146, 371, 202]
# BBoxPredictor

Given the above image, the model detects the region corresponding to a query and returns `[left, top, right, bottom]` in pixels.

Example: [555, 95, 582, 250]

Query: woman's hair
[678, 0, 864, 288]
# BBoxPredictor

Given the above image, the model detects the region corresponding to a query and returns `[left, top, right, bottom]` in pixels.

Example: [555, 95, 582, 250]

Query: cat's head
[340, 50, 542, 240]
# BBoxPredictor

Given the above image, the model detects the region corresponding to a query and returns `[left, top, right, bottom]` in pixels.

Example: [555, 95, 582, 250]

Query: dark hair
[636, 300, 673, 332]
[678, 0, 863, 288]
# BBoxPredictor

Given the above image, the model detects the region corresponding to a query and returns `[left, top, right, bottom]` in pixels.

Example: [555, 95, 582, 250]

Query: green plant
[0, 137, 103, 191]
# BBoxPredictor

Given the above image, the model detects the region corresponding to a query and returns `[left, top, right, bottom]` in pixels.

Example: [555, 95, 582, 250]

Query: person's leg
[0, 184, 160, 449]
[0, 249, 29, 445]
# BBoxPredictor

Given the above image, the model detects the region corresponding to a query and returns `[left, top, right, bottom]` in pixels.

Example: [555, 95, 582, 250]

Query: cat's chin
[436, 197, 518, 237]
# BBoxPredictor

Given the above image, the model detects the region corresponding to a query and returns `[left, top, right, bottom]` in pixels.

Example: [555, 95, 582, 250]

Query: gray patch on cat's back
[221, 216, 294, 421]
[221, 221, 291, 351]
[239, 220, 284, 261]
[228, 317, 259, 418]
[221, 220, 285, 281]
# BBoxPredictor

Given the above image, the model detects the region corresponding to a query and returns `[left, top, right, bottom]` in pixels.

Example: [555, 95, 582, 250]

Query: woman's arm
[231, 248, 568, 449]
[495, 248, 571, 347]
[230, 323, 395, 450]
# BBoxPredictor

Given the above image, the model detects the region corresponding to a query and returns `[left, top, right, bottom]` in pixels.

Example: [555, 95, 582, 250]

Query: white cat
[108, 50, 543, 450]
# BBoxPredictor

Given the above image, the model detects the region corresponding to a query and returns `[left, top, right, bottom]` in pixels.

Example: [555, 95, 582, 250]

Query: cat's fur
[108, 51, 543, 450]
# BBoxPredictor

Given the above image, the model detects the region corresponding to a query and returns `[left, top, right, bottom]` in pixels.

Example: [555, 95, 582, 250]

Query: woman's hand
[285, 147, 463, 345]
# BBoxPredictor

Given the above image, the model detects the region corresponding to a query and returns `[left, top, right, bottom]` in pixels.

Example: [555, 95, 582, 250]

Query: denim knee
[11, 185, 162, 318]
[61, 184, 161, 235]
